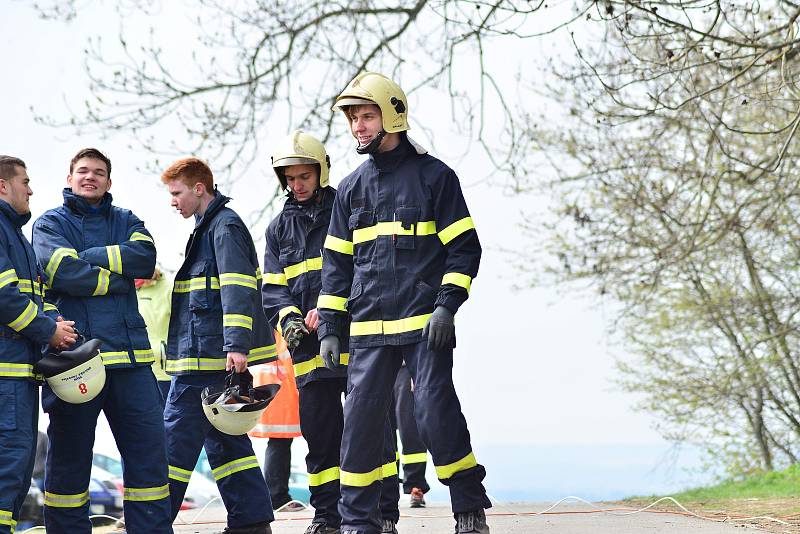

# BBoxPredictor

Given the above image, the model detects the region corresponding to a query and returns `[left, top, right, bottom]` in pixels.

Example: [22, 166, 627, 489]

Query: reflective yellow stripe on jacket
[219, 272, 258, 290]
[106, 245, 123, 274]
[293, 353, 350, 377]
[0, 268, 18, 288]
[284, 256, 322, 280]
[8, 300, 38, 331]
[0, 508, 14, 531]
[173, 277, 220, 293]
[0, 363, 38, 379]
[352, 221, 437, 245]
[442, 272, 472, 294]
[350, 314, 431, 337]
[45, 247, 78, 285]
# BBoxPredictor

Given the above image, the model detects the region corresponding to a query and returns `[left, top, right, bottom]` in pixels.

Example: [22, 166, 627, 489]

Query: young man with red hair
[161, 157, 277, 534]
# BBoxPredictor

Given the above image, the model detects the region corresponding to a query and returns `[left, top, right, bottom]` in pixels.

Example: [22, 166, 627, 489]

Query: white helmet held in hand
[34, 338, 105, 404]
[202, 370, 280, 435]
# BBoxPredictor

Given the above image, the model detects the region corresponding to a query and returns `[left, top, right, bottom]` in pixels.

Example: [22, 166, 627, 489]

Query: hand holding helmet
[201, 369, 281, 435]
[34, 337, 106, 404]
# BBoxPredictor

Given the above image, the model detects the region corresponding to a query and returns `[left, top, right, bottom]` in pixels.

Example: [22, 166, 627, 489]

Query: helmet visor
[334, 97, 376, 110]
[273, 156, 319, 168]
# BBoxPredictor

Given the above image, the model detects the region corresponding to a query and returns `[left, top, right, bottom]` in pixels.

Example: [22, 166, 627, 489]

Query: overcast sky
[0, 1, 705, 498]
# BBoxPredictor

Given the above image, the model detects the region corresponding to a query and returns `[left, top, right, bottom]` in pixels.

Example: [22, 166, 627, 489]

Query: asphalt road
[171, 501, 766, 533]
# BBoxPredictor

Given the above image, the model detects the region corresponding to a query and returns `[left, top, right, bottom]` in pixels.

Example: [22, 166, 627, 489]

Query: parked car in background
[93, 450, 220, 510]
[88, 465, 124, 518]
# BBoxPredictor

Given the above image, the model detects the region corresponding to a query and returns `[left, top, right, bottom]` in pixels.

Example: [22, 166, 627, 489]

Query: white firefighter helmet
[201, 370, 280, 435]
[271, 130, 331, 190]
[34, 338, 105, 404]
[332, 72, 410, 134]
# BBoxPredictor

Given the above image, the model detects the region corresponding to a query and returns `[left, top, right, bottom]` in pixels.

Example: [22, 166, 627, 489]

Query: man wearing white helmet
[317, 73, 491, 534]
[262, 131, 399, 534]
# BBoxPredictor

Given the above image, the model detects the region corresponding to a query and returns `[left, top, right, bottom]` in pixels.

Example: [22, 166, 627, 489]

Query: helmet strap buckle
[356, 130, 386, 155]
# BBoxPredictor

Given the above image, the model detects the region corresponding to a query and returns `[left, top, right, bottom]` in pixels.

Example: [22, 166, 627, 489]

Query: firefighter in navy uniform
[32, 148, 172, 534]
[263, 131, 399, 534]
[161, 157, 277, 534]
[318, 73, 492, 534]
[0, 156, 77, 534]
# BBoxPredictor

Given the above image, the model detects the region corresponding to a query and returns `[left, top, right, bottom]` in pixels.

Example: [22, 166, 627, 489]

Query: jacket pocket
[278, 248, 304, 268]
[415, 279, 437, 301]
[395, 206, 420, 250]
[348, 209, 375, 231]
[188, 261, 212, 310]
[346, 281, 364, 310]
[348, 210, 375, 265]
[0, 380, 17, 430]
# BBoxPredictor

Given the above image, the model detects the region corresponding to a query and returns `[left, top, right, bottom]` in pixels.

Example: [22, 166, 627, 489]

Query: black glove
[283, 318, 309, 350]
[319, 335, 341, 370]
[422, 306, 454, 351]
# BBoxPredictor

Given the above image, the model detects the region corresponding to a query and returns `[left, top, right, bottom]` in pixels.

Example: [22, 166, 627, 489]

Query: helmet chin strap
[356, 130, 386, 155]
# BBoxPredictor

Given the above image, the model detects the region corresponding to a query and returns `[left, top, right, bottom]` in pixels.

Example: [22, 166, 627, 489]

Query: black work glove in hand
[319, 335, 341, 370]
[283, 318, 309, 350]
[422, 306, 455, 351]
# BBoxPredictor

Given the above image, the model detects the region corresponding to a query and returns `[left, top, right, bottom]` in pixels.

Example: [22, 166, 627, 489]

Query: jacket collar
[0, 199, 31, 228]
[194, 190, 230, 230]
[370, 136, 415, 171]
[62, 188, 113, 215]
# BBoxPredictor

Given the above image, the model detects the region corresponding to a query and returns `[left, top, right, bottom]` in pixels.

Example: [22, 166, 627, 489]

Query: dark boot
[217, 522, 273, 534]
[304, 522, 341, 534]
[454, 509, 490, 534]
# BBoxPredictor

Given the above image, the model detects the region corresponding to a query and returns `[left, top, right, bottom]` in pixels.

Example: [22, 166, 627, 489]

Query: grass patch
[672, 464, 800, 501]
[620, 464, 800, 533]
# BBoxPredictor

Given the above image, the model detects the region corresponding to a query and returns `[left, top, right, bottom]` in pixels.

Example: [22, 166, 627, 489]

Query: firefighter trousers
[42, 366, 172, 534]
[299, 377, 399, 527]
[340, 341, 490, 534]
[391, 365, 430, 494]
[164, 374, 273, 528]
[0, 379, 37, 534]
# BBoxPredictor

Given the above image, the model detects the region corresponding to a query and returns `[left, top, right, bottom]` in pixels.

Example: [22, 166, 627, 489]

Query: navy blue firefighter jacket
[0, 199, 59, 380]
[32, 190, 156, 368]
[167, 192, 276, 375]
[262, 186, 348, 387]
[317, 137, 481, 348]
